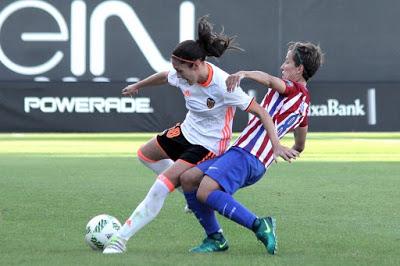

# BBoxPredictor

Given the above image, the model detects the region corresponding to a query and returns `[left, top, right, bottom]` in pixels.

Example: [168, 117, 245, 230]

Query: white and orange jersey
[168, 62, 253, 155]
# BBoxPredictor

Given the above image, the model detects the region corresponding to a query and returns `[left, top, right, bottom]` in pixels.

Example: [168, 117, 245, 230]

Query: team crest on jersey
[207, 98, 215, 109]
[284, 80, 294, 87]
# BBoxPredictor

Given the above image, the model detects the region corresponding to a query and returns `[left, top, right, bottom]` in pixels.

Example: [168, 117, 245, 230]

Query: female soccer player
[103, 16, 298, 254]
[180, 41, 324, 254]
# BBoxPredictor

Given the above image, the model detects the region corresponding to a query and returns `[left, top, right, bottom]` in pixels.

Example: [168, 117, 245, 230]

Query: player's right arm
[226, 71, 286, 94]
[122, 71, 169, 96]
[292, 126, 308, 153]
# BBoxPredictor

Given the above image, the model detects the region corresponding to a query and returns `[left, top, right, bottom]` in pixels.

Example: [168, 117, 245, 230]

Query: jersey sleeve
[299, 105, 310, 127]
[167, 69, 179, 87]
[282, 79, 298, 96]
[299, 114, 309, 127]
[223, 86, 253, 111]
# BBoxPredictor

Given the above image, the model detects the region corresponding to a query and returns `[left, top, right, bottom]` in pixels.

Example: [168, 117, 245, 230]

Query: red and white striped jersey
[233, 79, 310, 168]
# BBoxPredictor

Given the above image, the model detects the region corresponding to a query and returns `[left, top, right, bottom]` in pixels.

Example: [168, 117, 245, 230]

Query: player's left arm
[226, 71, 287, 94]
[246, 100, 299, 162]
[292, 126, 308, 153]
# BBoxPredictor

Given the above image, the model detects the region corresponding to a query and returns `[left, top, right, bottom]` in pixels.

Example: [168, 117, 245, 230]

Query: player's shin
[205, 190, 257, 229]
[118, 176, 174, 240]
[184, 190, 221, 235]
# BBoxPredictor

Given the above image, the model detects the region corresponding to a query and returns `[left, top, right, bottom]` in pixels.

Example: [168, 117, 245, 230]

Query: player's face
[172, 59, 197, 85]
[280, 50, 302, 81]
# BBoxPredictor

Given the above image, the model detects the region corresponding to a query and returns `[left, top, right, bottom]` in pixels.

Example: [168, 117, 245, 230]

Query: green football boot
[253, 216, 277, 254]
[189, 232, 229, 253]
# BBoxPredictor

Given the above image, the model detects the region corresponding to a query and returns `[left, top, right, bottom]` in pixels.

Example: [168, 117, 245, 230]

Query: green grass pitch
[0, 133, 399, 265]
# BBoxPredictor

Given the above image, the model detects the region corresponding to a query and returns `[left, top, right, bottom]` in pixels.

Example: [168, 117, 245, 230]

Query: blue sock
[206, 190, 257, 229]
[184, 190, 221, 236]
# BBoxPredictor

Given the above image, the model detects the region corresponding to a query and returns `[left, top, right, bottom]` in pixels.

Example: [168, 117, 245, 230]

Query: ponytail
[196, 15, 240, 58]
[172, 15, 241, 63]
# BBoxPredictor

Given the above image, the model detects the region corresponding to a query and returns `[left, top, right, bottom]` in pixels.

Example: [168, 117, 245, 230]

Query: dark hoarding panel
[0, 0, 399, 83]
[0, 82, 185, 132]
[244, 81, 400, 132]
[1, 82, 399, 132]
[0, 1, 399, 132]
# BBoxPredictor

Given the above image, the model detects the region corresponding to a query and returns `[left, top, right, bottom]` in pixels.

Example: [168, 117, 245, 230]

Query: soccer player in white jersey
[179, 41, 324, 254]
[103, 16, 298, 254]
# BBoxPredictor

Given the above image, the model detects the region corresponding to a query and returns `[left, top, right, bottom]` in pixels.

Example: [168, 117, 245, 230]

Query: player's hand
[122, 84, 140, 96]
[272, 145, 300, 163]
[226, 72, 244, 92]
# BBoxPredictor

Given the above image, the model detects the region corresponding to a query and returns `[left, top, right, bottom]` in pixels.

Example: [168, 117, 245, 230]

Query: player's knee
[181, 167, 205, 192]
[137, 147, 145, 162]
[137, 148, 148, 167]
[180, 170, 198, 192]
[179, 171, 190, 189]
[137, 146, 155, 164]
[196, 176, 221, 203]
[196, 187, 209, 203]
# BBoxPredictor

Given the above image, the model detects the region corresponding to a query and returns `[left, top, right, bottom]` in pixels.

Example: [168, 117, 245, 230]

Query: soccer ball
[84, 214, 121, 251]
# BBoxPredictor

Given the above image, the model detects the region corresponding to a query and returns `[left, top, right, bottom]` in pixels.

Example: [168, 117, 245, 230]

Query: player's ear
[192, 59, 203, 69]
[297, 64, 304, 75]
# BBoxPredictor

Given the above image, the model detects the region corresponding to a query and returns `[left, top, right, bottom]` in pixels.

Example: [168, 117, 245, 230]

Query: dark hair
[288, 41, 324, 81]
[172, 15, 240, 64]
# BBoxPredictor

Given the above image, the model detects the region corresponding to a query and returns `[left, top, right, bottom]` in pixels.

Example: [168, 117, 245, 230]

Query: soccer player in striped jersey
[180, 41, 324, 254]
[103, 17, 298, 254]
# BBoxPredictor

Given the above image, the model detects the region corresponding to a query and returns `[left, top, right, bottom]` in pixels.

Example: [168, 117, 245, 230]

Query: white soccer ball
[84, 214, 121, 251]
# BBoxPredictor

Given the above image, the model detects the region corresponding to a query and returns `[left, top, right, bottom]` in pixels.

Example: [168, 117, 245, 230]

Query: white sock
[138, 157, 174, 175]
[118, 179, 171, 240]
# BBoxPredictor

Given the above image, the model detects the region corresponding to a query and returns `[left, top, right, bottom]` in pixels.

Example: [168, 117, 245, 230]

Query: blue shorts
[196, 147, 266, 195]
